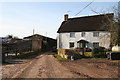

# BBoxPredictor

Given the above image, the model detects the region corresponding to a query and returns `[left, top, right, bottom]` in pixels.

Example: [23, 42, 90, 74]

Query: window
[93, 32, 99, 37]
[81, 32, 85, 37]
[93, 42, 99, 47]
[69, 42, 74, 48]
[70, 32, 75, 38]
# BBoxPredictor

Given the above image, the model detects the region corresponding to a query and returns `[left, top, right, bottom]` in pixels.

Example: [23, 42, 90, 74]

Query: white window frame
[93, 32, 99, 37]
[81, 32, 85, 37]
[70, 32, 75, 38]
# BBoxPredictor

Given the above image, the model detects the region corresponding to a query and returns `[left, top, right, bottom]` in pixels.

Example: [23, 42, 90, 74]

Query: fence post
[2, 46, 6, 63]
[15, 48, 18, 57]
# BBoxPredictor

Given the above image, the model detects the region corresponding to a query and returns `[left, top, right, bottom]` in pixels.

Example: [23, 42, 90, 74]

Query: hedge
[92, 47, 107, 58]
[58, 48, 82, 59]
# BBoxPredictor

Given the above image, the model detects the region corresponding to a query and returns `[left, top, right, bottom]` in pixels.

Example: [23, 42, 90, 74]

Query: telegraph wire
[75, 0, 95, 16]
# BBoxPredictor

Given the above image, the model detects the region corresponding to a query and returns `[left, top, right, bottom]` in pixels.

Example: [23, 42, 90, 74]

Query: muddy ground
[59, 59, 119, 78]
[1, 52, 120, 79]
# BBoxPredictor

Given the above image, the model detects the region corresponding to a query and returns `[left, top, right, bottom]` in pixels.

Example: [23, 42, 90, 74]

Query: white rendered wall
[57, 31, 110, 49]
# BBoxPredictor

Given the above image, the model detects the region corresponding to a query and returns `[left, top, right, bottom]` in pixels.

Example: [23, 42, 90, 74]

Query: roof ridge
[68, 13, 114, 20]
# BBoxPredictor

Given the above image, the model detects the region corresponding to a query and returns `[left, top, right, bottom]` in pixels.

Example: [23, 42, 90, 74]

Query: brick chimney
[64, 14, 68, 21]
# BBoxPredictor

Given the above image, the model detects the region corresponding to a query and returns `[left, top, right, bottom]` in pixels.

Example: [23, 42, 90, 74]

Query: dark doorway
[77, 40, 89, 56]
[77, 40, 89, 48]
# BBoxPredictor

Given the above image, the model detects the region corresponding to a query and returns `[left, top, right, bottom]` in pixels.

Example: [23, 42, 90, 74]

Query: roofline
[57, 30, 109, 33]
[23, 34, 56, 40]
[57, 13, 114, 33]
[68, 13, 114, 20]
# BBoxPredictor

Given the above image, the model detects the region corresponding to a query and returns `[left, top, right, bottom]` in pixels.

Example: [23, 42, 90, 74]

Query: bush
[92, 47, 107, 58]
[86, 48, 92, 52]
[75, 48, 92, 52]
[85, 52, 92, 57]
[94, 52, 107, 58]
[65, 49, 81, 59]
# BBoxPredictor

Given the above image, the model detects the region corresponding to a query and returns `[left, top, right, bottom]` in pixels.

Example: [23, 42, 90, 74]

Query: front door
[79, 42, 86, 48]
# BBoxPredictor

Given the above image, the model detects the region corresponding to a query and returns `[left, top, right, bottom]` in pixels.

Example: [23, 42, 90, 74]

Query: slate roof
[57, 13, 114, 33]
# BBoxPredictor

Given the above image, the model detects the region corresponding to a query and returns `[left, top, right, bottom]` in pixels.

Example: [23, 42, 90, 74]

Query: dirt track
[2, 52, 119, 78]
[2, 52, 80, 78]
[59, 59, 119, 78]
[15, 53, 80, 78]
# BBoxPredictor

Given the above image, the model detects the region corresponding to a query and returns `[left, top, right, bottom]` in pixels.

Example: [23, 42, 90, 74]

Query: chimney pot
[64, 14, 68, 21]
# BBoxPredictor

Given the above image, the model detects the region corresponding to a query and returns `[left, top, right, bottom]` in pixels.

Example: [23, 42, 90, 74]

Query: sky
[0, 1, 119, 39]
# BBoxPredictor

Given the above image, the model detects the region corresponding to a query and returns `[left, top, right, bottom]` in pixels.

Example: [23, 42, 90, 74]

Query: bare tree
[91, 5, 120, 48]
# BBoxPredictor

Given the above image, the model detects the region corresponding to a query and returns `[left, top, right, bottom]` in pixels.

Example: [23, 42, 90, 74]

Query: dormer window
[70, 32, 75, 38]
[93, 32, 99, 37]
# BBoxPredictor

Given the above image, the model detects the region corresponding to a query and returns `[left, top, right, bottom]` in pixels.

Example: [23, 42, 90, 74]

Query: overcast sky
[0, 1, 118, 39]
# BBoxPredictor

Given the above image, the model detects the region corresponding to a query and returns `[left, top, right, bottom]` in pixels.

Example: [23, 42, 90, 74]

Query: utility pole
[33, 29, 35, 35]
[46, 32, 47, 41]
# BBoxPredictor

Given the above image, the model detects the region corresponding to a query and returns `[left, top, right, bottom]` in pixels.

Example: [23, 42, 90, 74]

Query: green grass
[54, 54, 67, 60]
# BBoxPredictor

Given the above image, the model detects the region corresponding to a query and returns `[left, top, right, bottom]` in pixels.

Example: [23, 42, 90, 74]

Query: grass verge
[54, 54, 67, 60]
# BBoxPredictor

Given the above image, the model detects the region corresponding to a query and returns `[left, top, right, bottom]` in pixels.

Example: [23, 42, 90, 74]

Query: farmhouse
[57, 13, 114, 50]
